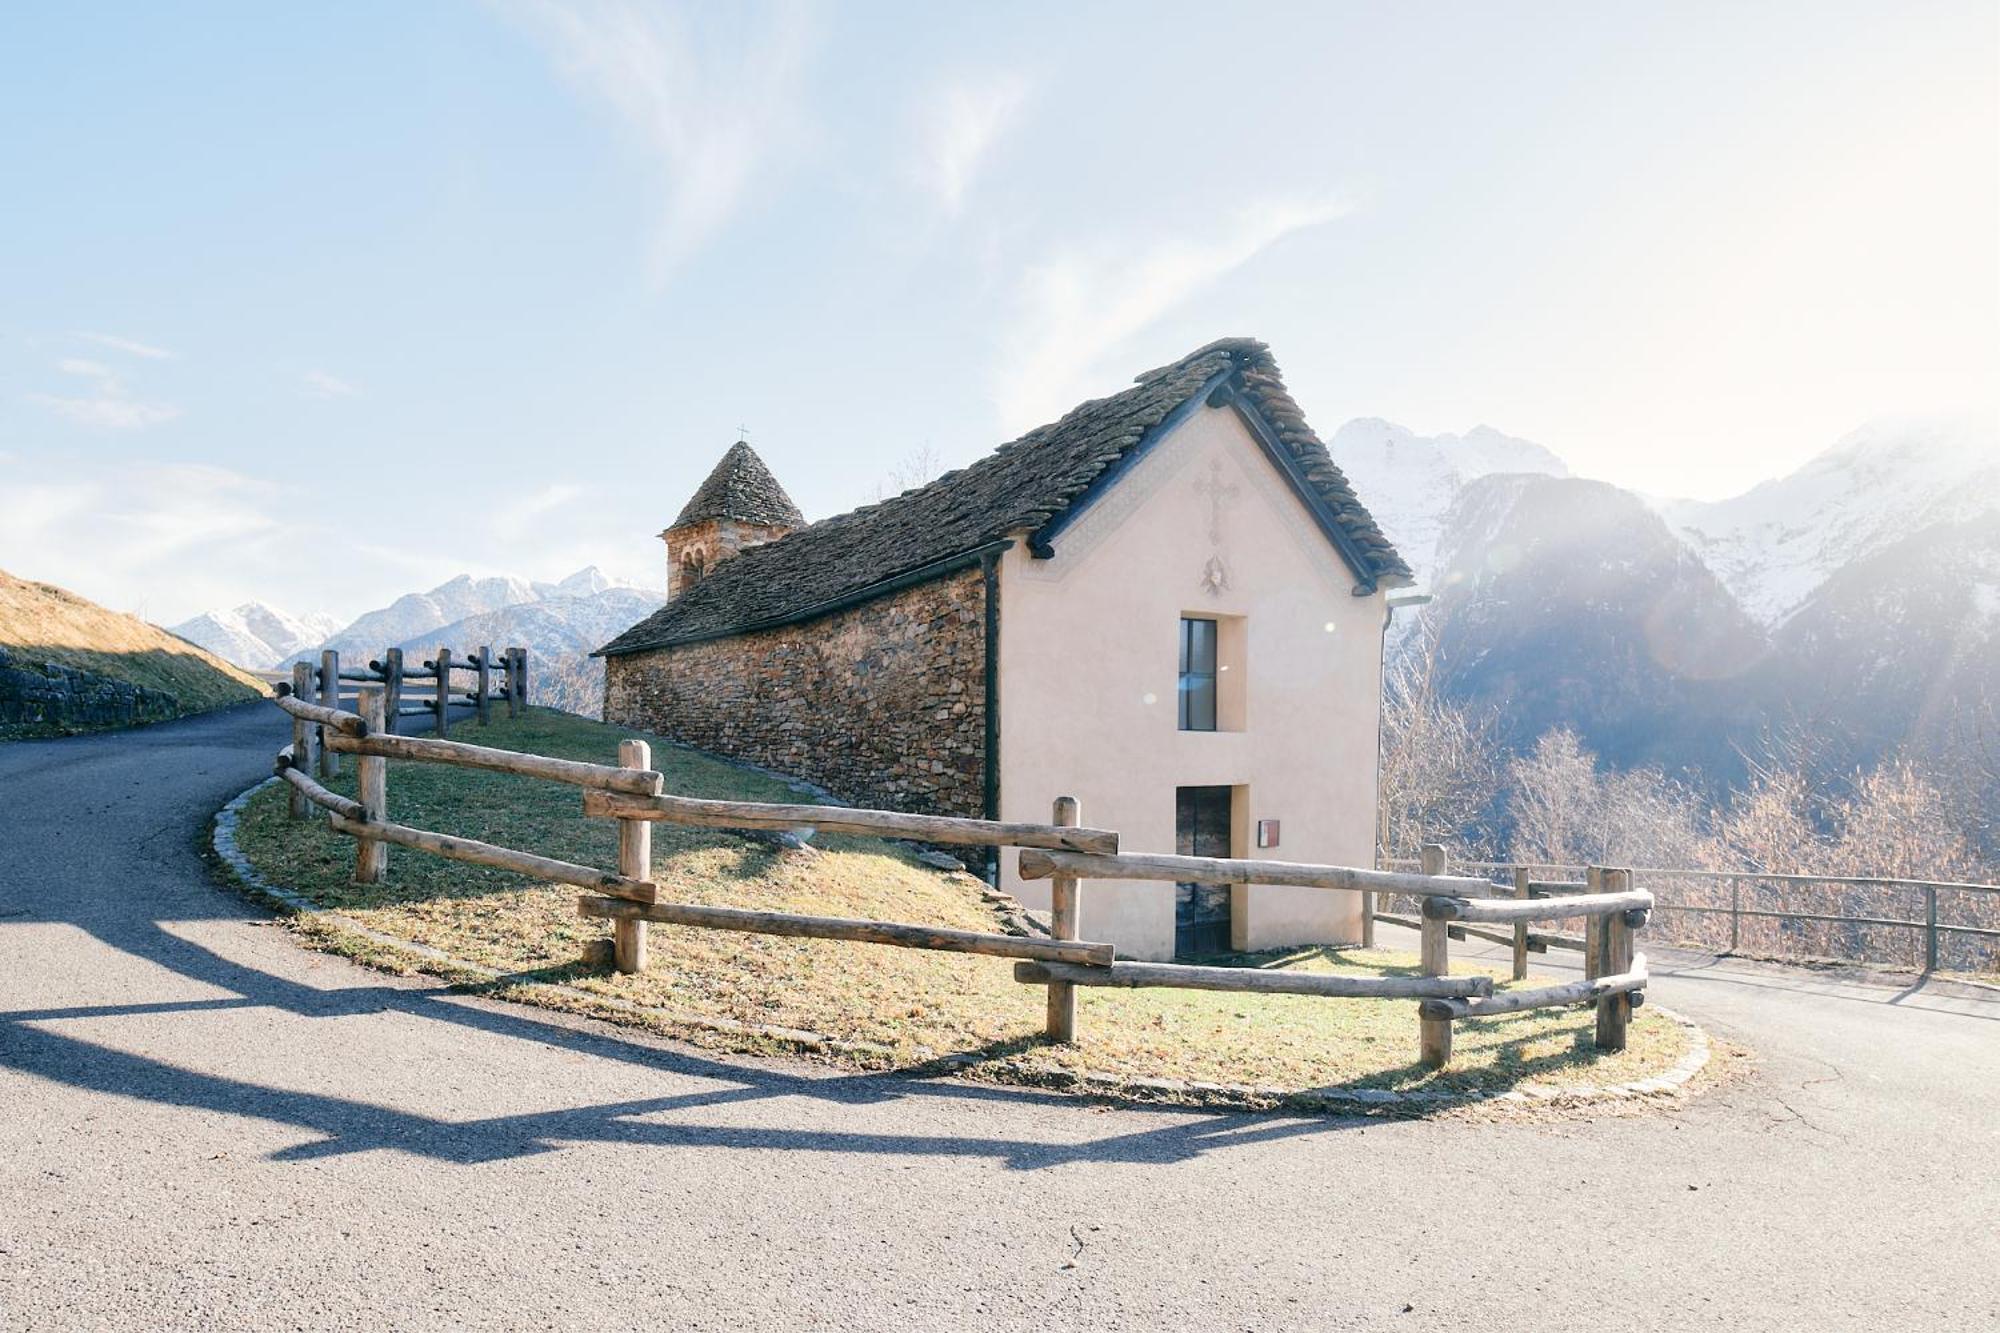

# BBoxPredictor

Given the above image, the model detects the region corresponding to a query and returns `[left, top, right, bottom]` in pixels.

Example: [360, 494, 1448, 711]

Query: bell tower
[661, 439, 804, 600]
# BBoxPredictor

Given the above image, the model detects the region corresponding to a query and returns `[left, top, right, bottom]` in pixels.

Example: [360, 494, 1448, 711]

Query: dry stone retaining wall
[0, 646, 185, 736]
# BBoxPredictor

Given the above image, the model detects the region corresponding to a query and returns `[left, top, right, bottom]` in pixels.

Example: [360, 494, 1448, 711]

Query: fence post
[1924, 886, 1938, 973]
[354, 687, 388, 884]
[614, 739, 652, 974]
[1045, 796, 1082, 1043]
[1594, 867, 1633, 1051]
[318, 649, 340, 778]
[1418, 843, 1452, 1069]
[287, 662, 312, 819]
[1729, 878, 1741, 953]
[1584, 866, 1607, 982]
[512, 647, 528, 713]
[433, 647, 451, 739]
[383, 647, 404, 736]
[503, 648, 520, 719]
[474, 646, 491, 727]
[1510, 866, 1530, 981]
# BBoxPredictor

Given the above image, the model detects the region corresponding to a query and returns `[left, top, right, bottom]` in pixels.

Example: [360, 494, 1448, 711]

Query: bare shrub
[1378, 623, 1501, 861]
[1505, 729, 1600, 866]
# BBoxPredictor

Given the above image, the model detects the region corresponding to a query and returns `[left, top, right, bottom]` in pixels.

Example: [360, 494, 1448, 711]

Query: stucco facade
[996, 404, 1386, 961]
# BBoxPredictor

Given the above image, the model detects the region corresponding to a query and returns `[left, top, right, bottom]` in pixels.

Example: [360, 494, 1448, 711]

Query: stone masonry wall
[0, 645, 185, 737]
[604, 567, 988, 817]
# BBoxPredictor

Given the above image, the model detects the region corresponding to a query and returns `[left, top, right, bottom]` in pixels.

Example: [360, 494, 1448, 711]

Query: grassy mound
[0, 569, 266, 737]
[233, 709, 1696, 1104]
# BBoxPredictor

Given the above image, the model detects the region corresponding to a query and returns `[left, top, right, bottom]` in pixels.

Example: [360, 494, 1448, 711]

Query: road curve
[2, 704, 1996, 1331]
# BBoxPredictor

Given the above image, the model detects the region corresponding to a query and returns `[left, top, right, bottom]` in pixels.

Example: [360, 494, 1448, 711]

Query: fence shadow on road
[2, 901, 1379, 1170]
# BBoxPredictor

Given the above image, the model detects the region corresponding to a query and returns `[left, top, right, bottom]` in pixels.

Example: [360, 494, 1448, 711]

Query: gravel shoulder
[3, 704, 1996, 1331]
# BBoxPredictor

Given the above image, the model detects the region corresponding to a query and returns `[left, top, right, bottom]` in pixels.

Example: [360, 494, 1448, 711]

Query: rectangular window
[1178, 616, 1217, 731]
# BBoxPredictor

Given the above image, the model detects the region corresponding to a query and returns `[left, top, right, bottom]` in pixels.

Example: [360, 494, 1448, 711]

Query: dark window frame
[1178, 616, 1218, 732]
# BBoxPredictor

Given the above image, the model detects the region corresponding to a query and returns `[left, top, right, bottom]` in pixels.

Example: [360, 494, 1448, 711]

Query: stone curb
[213, 778, 1712, 1115]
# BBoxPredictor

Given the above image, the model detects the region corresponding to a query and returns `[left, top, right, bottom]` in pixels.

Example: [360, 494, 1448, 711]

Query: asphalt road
[2, 703, 1996, 1331]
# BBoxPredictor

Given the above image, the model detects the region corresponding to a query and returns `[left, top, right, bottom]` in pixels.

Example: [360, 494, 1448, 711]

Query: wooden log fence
[294, 645, 526, 738]
[584, 789, 1119, 854]
[263, 688, 1660, 1070]
[1013, 960, 1493, 999]
[582, 896, 1116, 967]
[1015, 847, 1493, 897]
[327, 813, 658, 904]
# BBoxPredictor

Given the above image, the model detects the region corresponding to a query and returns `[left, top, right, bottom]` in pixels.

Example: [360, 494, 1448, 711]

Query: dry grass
[233, 709, 1696, 1103]
[0, 568, 265, 734]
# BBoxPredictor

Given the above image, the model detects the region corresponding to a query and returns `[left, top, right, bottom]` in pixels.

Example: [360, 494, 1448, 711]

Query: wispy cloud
[914, 70, 1034, 215]
[75, 331, 173, 360]
[0, 460, 285, 620]
[499, 0, 818, 276]
[26, 356, 180, 430]
[990, 195, 1356, 429]
[492, 482, 586, 535]
[302, 369, 358, 399]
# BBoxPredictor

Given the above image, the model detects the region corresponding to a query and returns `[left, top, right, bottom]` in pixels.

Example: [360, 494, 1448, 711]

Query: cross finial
[735, 422, 751, 443]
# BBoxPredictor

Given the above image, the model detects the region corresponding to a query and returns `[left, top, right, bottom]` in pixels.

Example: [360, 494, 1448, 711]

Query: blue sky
[2, 1, 1994, 624]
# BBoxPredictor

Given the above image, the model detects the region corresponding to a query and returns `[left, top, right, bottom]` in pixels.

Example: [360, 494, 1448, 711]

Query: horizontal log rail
[368, 661, 439, 679]
[274, 692, 368, 737]
[1372, 909, 1553, 954]
[582, 790, 1119, 854]
[326, 731, 663, 795]
[577, 896, 1115, 966]
[1422, 890, 1653, 925]
[1419, 958, 1649, 1021]
[327, 812, 656, 903]
[1018, 848, 1493, 897]
[1012, 959, 1495, 999]
[277, 762, 366, 822]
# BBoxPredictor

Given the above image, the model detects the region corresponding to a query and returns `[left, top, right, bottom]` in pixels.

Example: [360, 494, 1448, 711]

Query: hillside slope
[0, 570, 266, 738]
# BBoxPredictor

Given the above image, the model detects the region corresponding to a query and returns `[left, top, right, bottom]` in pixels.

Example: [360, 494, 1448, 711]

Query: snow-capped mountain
[1328, 419, 1569, 587]
[299, 567, 662, 717]
[1657, 419, 2000, 625]
[386, 587, 665, 717]
[170, 603, 342, 670]
[312, 574, 544, 661]
[1424, 473, 1770, 780]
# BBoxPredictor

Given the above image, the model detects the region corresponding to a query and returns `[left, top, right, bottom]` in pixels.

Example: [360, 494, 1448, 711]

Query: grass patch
[233, 709, 1696, 1105]
[1, 568, 265, 737]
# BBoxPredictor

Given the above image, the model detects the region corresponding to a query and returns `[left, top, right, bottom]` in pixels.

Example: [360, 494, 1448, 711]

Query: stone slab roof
[669, 440, 805, 530]
[601, 338, 1410, 655]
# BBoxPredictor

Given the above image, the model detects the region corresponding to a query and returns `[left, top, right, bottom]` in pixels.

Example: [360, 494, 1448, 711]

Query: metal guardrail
[1380, 856, 2000, 973]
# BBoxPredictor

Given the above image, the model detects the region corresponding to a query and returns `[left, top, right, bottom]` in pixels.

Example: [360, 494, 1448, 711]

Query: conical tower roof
[670, 440, 804, 530]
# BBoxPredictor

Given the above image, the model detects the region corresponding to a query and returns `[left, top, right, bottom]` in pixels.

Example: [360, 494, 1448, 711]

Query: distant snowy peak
[1658, 418, 2000, 625]
[169, 601, 342, 670]
[310, 567, 656, 664]
[1330, 418, 1570, 585]
[530, 565, 641, 600]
